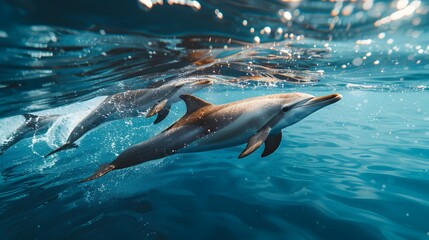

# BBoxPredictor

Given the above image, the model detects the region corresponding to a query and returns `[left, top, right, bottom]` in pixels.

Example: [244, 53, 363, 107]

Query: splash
[139, 0, 201, 11]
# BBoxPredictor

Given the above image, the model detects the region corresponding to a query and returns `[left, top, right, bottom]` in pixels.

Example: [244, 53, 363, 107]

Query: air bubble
[215, 9, 223, 19]
[283, 11, 292, 21]
[253, 36, 260, 44]
[353, 58, 363, 66]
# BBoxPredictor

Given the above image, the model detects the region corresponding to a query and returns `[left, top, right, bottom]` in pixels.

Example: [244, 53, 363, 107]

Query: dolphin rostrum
[44, 79, 212, 158]
[1, 114, 61, 156]
[80, 92, 342, 182]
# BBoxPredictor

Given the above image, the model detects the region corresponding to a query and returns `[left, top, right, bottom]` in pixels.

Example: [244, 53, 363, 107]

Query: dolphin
[44, 79, 213, 158]
[0, 114, 61, 156]
[80, 92, 342, 182]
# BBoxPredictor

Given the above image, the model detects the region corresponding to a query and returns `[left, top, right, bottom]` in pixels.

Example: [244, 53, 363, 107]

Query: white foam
[44, 96, 106, 148]
[0, 116, 24, 142]
[0, 96, 106, 150]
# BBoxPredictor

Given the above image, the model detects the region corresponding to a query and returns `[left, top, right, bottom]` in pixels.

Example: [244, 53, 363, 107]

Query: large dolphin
[0, 114, 60, 156]
[80, 92, 342, 182]
[44, 79, 212, 157]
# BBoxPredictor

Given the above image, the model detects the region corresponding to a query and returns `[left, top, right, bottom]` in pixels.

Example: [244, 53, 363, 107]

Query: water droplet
[263, 26, 271, 35]
[214, 9, 223, 19]
[254, 36, 260, 44]
[353, 58, 363, 66]
[396, 0, 409, 10]
[0, 30, 7, 38]
[276, 27, 283, 35]
[342, 5, 354, 16]
[191, 0, 201, 10]
[293, 9, 300, 16]
[139, 0, 154, 9]
[283, 11, 292, 21]
[412, 17, 421, 26]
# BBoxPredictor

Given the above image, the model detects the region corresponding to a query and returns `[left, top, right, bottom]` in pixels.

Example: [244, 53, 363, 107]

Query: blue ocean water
[0, 0, 428, 239]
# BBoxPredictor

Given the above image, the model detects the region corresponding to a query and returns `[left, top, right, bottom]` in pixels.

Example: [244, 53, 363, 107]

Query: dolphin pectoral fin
[79, 164, 116, 183]
[261, 132, 282, 157]
[147, 99, 168, 118]
[238, 126, 271, 159]
[154, 105, 170, 124]
[44, 143, 79, 158]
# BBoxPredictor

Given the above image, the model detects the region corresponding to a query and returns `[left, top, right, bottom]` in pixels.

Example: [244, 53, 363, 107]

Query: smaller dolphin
[80, 92, 342, 182]
[44, 79, 212, 157]
[0, 114, 60, 156]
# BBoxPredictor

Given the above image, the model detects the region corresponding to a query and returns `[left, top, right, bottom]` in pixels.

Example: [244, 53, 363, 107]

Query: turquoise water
[1, 0, 429, 239]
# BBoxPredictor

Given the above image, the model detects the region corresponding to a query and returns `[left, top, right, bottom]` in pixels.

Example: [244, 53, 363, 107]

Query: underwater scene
[0, 0, 428, 239]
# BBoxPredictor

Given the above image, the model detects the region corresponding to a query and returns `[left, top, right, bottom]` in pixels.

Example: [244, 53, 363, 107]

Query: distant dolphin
[44, 79, 212, 157]
[80, 92, 342, 182]
[0, 114, 60, 156]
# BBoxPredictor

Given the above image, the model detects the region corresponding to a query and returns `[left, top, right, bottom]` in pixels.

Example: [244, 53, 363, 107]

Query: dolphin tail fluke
[44, 143, 78, 158]
[79, 164, 116, 183]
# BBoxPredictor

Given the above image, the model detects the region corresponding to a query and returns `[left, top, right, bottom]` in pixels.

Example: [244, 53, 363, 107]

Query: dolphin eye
[282, 106, 291, 112]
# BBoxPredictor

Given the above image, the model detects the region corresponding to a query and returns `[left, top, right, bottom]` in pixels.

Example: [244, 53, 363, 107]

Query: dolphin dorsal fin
[23, 114, 38, 121]
[180, 94, 212, 115]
